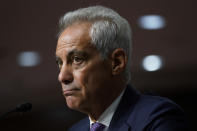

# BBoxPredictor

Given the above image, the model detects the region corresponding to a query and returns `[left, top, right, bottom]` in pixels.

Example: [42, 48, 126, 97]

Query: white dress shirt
[89, 89, 125, 131]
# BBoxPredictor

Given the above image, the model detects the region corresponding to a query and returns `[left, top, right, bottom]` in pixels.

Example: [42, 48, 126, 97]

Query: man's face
[55, 22, 112, 112]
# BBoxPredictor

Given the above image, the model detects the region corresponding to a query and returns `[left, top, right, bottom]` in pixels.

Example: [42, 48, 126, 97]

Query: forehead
[56, 22, 93, 53]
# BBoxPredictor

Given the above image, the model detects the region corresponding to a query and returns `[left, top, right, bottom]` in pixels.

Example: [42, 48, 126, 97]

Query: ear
[111, 48, 127, 75]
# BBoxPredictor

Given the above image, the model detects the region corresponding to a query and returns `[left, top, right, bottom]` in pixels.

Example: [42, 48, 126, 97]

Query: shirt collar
[89, 88, 125, 128]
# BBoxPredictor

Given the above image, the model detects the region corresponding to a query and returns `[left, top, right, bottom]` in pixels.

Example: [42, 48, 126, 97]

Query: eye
[73, 56, 84, 65]
[56, 59, 63, 69]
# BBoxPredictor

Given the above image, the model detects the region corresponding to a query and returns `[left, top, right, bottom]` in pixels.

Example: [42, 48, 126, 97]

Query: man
[55, 6, 187, 131]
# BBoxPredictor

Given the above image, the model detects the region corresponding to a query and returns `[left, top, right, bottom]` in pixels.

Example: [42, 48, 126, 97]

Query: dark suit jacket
[68, 86, 188, 131]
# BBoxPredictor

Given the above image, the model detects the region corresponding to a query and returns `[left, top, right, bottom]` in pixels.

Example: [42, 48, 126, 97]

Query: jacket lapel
[70, 117, 90, 131]
[80, 118, 90, 131]
[108, 85, 140, 131]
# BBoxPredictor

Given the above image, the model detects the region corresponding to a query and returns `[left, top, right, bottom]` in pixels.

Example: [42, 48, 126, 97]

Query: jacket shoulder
[127, 94, 187, 131]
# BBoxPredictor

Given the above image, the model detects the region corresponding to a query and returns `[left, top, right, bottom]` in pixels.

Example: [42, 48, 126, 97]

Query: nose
[58, 64, 74, 85]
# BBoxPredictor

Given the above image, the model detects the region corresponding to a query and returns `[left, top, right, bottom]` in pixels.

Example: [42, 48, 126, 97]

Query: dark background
[0, 0, 196, 130]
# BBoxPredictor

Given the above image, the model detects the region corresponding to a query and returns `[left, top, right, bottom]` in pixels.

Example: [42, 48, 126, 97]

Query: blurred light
[138, 15, 166, 30]
[17, 51, 41, 67]
[142, 55, 163, 71]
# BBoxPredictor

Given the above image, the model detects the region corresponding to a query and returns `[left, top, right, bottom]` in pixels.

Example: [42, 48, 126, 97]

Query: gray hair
[58, 5, 132, 84]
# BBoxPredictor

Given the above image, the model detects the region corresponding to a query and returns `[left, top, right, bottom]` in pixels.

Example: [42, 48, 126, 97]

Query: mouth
[62, 88, 80, 96]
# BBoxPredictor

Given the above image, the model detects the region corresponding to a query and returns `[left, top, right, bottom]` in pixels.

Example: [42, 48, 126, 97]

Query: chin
[66, 96, 81, 110]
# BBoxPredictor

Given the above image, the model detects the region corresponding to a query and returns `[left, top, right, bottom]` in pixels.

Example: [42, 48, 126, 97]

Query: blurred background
[0, 0, 196, 130]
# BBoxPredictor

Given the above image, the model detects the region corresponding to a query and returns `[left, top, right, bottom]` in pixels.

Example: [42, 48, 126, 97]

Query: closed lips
[63, 88, 80, 95]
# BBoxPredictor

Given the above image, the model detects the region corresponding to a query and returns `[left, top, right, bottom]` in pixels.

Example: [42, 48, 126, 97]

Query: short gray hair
[58, 5, 132, 84]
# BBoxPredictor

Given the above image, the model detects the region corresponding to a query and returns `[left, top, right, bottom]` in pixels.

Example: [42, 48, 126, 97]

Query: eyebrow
[55, 49, 89, 61]
[69, 50, 88, 57]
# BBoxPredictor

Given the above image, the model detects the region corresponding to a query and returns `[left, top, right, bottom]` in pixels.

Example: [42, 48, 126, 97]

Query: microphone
[0, 102, 32, 120]
[15, 102, 32, 112]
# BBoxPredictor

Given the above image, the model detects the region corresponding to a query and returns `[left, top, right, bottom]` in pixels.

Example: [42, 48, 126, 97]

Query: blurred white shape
[17, 51, 41, 67]
[142, 55, 163, 71]
[138, 15, 166, 30]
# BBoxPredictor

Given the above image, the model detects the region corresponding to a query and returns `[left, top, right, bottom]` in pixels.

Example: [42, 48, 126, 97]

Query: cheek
[73, 70, 89, 98]
[73, 70, 86, 87]
[72, 67, 95, 95]
[74, 67, 95, 87]
[80, 63, 111, 90]
[72, 60, 111, 96]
